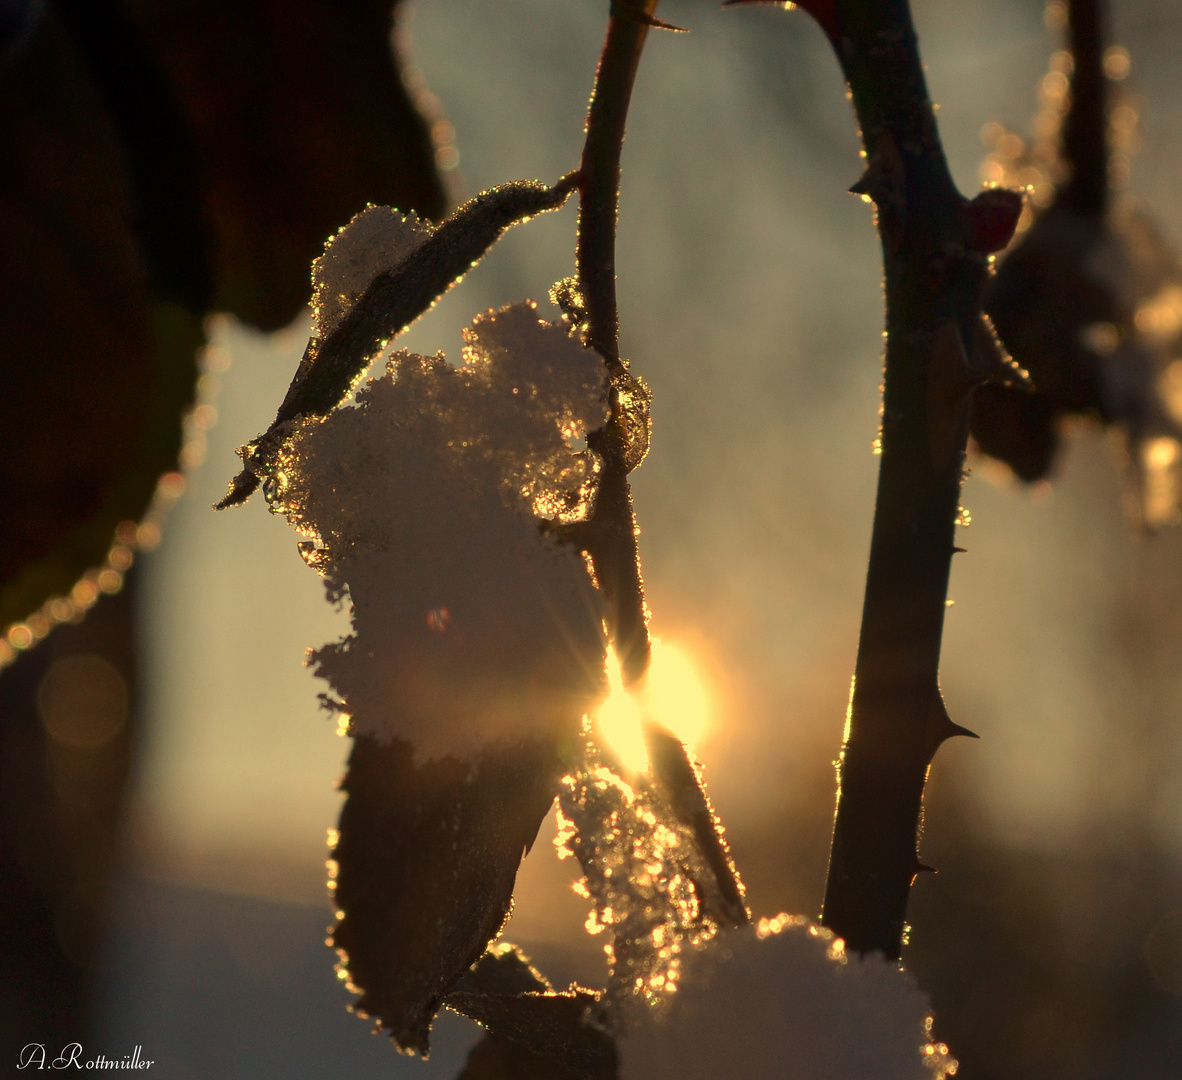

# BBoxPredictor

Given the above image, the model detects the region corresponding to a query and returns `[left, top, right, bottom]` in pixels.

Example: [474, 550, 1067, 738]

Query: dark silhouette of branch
[576, 0, 669, 687]
[730, 0, 1014, 958]
[1060, 0, 1107, 220]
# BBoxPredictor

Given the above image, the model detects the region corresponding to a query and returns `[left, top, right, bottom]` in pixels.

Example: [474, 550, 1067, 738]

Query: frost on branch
[270, 301, 609, 761]
[556, 723, 745, 1013]
[617, 917, 957, 1080]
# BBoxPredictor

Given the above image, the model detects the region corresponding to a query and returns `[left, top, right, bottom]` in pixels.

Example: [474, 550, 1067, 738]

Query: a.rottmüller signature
[17, 1044, 154, 1070]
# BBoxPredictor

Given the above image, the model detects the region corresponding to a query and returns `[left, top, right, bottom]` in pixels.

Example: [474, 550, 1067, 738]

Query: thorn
[927, 692, 981, 760]
[850, 134, 906, 245]
[915, 862, 938, 875]
[952, 546, 967, 553]
[643, 14, 690, 31]
[613, 2, 689, 31]
[946, 721, 980, 740]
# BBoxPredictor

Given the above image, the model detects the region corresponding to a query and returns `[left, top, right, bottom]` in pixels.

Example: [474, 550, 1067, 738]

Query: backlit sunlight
[594, 639, 710, 773]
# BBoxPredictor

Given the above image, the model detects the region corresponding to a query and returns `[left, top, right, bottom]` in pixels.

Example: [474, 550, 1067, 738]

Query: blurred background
[7, 0, 1182, 1076]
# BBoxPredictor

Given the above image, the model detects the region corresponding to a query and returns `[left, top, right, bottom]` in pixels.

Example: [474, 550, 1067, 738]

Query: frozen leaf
[331, 735, 560, 1056]
[216, 178, 578, 509]
[448, 945, 617, 1080]
[272, 302, 608, 761]
[447, 987, 615, 1080]
[453, 943, 553, 997]
[616, 917, 957, 1080]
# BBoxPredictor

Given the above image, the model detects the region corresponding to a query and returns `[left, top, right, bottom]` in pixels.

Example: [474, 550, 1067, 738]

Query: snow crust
[311, 205, 434, 339]
[617, 917, 957, 1080]
[272, 302, 609, 761]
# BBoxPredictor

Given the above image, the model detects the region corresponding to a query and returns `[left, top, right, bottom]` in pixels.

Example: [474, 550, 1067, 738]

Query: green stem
[815, 0, 984, 958]
[576, 0, 660, 686]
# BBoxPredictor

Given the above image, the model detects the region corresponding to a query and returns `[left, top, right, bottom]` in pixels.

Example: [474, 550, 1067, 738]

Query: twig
[576, 0, 666, 686]
[1060, 0, 1108, 219]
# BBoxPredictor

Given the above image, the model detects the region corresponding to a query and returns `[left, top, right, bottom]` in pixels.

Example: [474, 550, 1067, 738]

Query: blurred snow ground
[103, 1, 1182, 1076]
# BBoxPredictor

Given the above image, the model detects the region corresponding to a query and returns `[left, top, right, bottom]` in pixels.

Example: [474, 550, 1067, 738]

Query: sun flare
[594, 639, 710, 773]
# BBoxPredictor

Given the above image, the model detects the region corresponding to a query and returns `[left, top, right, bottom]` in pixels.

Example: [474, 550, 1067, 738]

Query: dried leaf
[446, 988, 616, 1080]
[331, 736, 561, 1056]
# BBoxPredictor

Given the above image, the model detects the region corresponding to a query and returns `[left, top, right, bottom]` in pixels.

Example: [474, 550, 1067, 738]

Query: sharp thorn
[613, 3, 689, 30]
[947, 721, 980, 740]
[916, 862, 938, 875]
[644, 14, 690, 31]
[952, 546, 967, 554]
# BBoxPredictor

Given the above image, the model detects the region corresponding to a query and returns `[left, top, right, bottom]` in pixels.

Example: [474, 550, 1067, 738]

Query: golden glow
[596, 646, 649, 772]
[643, 639, 709, 750]
[1142, 436, 1182, 527]
[594, 638, 712, 774]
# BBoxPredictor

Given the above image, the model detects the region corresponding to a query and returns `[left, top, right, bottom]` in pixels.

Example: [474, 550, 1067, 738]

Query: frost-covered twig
[574, 0, 673, 687]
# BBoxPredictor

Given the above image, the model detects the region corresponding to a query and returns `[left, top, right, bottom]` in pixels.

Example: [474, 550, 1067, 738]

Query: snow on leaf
[271, 301, 608, 762]
[215, 178, 577, 510]
[312, 205, 435, 339]
[617, 917, 957, 1080]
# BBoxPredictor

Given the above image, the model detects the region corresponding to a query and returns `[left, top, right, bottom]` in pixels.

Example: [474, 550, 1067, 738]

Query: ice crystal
[270, 302, 609, 761]
[555, 723, 723, 1013]
[617, 917, 957, 1080]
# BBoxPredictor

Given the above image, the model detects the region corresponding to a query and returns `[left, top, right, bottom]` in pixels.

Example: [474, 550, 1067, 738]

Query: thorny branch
[732, 0, 1019, 958]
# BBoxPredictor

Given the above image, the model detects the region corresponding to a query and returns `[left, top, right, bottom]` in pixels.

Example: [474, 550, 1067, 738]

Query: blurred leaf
[331, 735, 561, 1056]
[122, 0, 446, 330]
[0, 0, 205, 628]
[1, 0, 444, 630]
